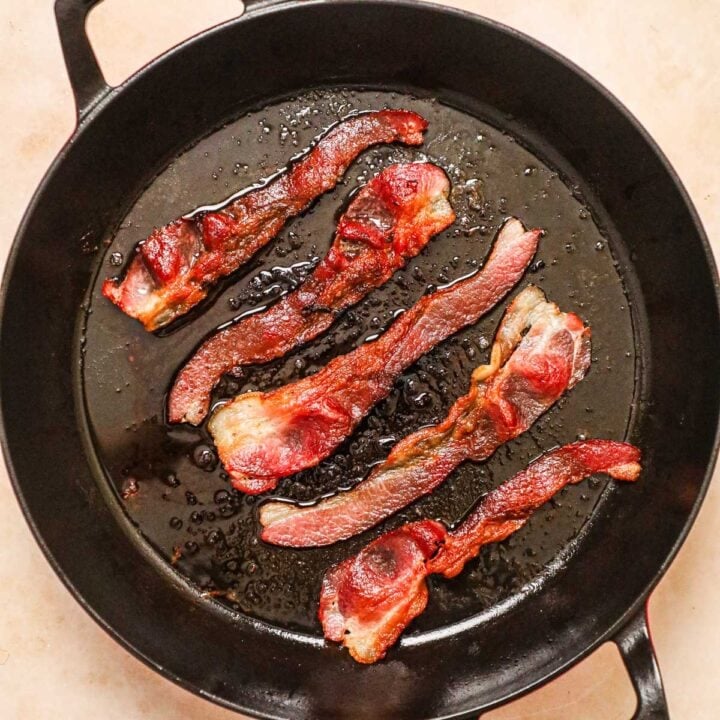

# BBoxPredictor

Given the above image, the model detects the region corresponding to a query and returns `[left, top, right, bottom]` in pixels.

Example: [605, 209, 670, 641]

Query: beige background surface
[0, 1, 718, 718]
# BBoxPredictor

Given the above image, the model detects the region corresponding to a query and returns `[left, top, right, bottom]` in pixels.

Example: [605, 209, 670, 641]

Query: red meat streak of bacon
[259, 284, 592, 546]
[168, 162, 455, 425]
[208, 217, 541, 494]
[319, 440, 641, 664]
[102, 110, 428, 331]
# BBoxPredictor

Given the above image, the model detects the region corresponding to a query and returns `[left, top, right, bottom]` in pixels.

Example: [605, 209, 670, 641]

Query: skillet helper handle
[54, 0, 111, 121]
[614, 605, 670, 719]
[54, 0, 284, 121]
[242, 0, 295, 10]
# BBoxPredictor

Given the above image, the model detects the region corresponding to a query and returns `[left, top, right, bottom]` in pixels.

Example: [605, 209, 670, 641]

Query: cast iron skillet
[2, 1, 719, 718]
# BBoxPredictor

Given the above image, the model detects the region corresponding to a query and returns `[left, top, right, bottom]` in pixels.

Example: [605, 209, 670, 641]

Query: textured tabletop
[0, 1, 718, 718]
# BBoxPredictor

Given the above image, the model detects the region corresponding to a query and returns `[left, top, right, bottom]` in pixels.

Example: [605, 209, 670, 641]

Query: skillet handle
[242, 0, 295, 9]
[614, 605, 670, 719]
[53, 0, 284, 121]
[54, 0, 111, 122]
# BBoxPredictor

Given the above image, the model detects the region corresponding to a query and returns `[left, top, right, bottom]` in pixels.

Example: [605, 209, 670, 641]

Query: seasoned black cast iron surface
[83, 89, 636, 634]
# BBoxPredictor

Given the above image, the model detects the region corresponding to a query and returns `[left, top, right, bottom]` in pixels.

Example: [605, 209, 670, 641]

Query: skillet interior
[2, 3, 718, 718]
[83, 88, 637, 633]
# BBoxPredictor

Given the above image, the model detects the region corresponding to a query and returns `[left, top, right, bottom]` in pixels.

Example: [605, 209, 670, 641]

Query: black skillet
[2, 1, 719, 718]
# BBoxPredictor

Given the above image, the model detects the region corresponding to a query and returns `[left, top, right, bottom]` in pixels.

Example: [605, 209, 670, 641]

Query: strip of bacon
[319, 440, 641, 663]
[208, 217, 541, 494]
[319, 519, 447, 665]
[259, 285, 591, 546]
[428, 440, 643, 579]
[168, 163, 455, 425]
[102, 110, 428, 331]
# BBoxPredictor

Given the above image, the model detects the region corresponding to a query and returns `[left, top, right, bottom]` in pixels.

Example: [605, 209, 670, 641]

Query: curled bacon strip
[102, 110, 428, 331]
[168, 163, 455, 425]
[259, 285, 591, 546]
[209, 217, 541, 494]
[319, 440, 642, 664]
[319, 519, 447, 665]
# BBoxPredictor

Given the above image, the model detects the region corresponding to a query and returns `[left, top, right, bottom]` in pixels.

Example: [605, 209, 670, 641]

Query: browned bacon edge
[167, 162, 455, 425]
[318, 440, 642, 664]
[102, 110, 428, 331]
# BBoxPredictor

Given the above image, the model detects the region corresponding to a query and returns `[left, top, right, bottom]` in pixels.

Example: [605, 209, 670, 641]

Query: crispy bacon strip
[319, 519, 447, 665]
[102, 110, 428, 331]
[168, 163, 455, 425]
[319, 440, 642, 664]
[259, 285, 591, 546]
[209, 217, 541, 494]
[428, 441, 643, 579]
